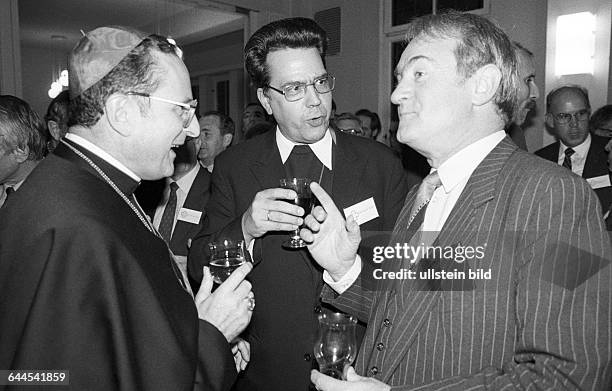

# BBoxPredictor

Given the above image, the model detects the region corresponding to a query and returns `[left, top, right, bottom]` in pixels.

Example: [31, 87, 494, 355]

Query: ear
[257, 88, 273, 115]
[545, 112, 555, 129]
[12, 146, 30, 163]
[104, 93, 132, 136]
[470, 64, 502, 107]
[47, 120, 62, 140]
[222, 133, 233, 148]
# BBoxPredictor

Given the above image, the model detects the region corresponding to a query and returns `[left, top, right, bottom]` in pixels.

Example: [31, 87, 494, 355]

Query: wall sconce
[555, 12, 596, 76]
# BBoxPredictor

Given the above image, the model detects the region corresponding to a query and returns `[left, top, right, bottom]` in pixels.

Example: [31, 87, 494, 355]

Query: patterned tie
[158, 182, 179, 243]
[562, 148, 575, 171]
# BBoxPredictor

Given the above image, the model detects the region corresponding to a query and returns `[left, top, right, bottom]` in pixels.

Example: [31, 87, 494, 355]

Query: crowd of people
[0, 10, 611, 391]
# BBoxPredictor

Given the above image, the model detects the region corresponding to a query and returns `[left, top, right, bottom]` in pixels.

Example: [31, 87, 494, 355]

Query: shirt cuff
[322, 256, 362, 294]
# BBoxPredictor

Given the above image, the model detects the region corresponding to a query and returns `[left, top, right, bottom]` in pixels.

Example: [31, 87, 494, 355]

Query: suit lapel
[331, 132, 369, 213]
[249, 131, 286, 191]
[380, 137, 517, 380]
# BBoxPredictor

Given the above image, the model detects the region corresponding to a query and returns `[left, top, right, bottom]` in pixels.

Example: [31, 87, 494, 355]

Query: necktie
[285, 145, 318, 179]
[562, 148, 575, 171]
[158, 182, 179, 243]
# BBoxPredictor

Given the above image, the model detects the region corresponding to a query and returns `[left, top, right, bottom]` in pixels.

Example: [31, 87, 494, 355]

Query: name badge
[343, 197, 379, 225]
[177, 208, 202, 225]
[586, 175, 611, 190]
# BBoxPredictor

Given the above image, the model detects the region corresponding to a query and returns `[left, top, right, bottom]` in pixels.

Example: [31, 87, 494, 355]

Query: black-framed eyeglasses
[553, 109, 590, 125]
[127, 92, 197, 128]
[266, 74, 335, 102]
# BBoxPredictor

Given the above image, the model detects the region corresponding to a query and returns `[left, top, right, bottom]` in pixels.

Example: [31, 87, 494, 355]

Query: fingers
[215, 262, 252, 293]
[195, 266, 213, 303]
[345, 214, 361, 243]
[311, 369, 342, 391]
[309, 182, 338, 215]
[345, 366, 360, 381]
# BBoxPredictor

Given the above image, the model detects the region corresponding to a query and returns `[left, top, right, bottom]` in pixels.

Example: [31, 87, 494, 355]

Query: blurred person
[198, 111, 234, 173]
[0, 95, 48, 208]
[44, 90, 70, 152]
[0, 26, 254, 390]
[188, 17, 410, 391]
[334, 112, 365, 137]
[506, 42, 539, 150]
[355, 109, 381, 140]
[536, 85, 612, 211]
[590, 104, 612, 138]
[301, 11, 611, 391]
[241, 102, 267, 138]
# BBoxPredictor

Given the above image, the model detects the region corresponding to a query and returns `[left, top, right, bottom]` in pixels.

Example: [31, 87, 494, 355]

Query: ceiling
[18, 0, 247, 51]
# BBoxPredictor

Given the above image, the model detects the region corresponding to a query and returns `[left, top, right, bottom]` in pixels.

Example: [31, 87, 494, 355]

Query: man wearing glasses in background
[188, 17, 411, 391]
[536, 85, 612, 211]
[0, 26, 254, 390]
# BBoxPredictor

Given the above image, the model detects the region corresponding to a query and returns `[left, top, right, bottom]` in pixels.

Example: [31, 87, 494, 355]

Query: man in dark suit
[302, 11, 611, 391]
[0, 95, 49, 207]
[0, 26, 254, 390]
[535, 85, 612, 211]
[188, 18, 411, 391]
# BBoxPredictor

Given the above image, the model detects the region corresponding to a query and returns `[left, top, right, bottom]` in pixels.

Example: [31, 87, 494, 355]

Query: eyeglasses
[127, 92, 197, 128]
[338, 128, 364, 136]
[553, 109, 590, 125]
[266, 75, 335, 102]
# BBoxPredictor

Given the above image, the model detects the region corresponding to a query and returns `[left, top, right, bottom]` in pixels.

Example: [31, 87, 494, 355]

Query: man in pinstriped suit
[301, 11, 612, 391]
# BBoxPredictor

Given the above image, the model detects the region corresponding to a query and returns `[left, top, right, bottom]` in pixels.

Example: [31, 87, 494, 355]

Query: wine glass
[313, 312, 358, 380]
[279, 177, 313, 249]
[208, 239, 246, 284]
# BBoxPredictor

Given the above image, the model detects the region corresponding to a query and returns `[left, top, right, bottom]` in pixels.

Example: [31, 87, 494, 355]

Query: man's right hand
[241, 188, 305, 244]
[195, 263, 254, 342]
[300, 182, 361, 281]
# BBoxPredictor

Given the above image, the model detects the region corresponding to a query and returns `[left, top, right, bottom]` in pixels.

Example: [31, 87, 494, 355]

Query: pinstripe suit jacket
[324, 137, 612, 390]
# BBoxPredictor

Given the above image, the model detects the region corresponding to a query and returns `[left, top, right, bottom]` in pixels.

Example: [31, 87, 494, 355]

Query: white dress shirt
[557, 134, 590, 177]
[325, 130, 507, 293]
[275, 127, 333, 170]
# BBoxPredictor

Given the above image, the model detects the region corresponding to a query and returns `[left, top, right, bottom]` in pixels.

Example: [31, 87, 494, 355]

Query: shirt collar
[275, 126, 333, 170]
[65, 133, 141, 182]
[436, 130, 506, 193]
[172, 163, 200, 192]
[560, 133, 591, 158]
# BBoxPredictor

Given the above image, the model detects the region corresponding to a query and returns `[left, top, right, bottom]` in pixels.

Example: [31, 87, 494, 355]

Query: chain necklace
[61, 140, 189, 293]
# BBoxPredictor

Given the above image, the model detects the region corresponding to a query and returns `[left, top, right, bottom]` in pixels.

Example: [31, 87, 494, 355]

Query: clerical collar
[65, 133, 141, 182]
[275, 127, 333, 170]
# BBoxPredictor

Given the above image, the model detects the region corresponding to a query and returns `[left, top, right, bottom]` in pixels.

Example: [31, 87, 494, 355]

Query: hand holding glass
[279, 178, 313, 249]
[314, 312, 358, 380]
[208, 239, 247, 284]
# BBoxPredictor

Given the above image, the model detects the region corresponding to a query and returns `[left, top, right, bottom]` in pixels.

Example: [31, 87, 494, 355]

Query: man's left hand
[231, 337, 250, 372]
[311, 367, 391, 391]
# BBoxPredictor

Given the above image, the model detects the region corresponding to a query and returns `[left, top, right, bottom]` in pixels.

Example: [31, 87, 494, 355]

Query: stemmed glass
[279, 177, 313, 249]
[313, 312, 358, 380]
[208, 239, 246, 284]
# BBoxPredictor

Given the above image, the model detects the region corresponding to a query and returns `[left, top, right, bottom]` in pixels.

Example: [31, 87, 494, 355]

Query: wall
[20, 45, 68, 119]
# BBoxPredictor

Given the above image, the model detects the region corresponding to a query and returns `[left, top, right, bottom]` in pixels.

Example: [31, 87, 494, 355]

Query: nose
[530, 82, 540, 100]
[184, 117, 200, 138]
[390, 79, 410, 105]
[303, 84, 321, 106]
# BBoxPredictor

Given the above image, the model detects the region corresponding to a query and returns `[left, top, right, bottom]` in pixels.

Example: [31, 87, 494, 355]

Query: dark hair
[512, 41, 534, 57]
[0, 95, 49, 160]
[335, 112, 362, 126]
[244, 17, 327, 89]
[546, 85, 590, 113]
[45, 90, 70, 132]
[201, 110, 235, 136]
[404, 11, 518, 126]
[69, 35, 179, 127]
[589, 104, 612, 131]
[355, 109, 382, 137]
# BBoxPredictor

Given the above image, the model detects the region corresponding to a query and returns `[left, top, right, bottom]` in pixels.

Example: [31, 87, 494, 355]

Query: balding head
[545, 85, 591, 148]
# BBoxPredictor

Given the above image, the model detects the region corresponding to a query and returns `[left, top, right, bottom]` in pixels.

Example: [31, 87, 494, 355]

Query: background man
[0, 26, 253, 390]
[188, 17, 411, 391]
[506, 42, 539, 150]
[198, 110, 234, 173]
[334, 112, 365, 137]
[44, 90, 70, 152]
[301, 11, 611, 391]
[0, 94, 48, 208]
[536, 85, 612, 211]
[241, 102, 268, 140]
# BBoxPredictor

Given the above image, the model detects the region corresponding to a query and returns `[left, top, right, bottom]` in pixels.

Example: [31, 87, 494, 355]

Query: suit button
[383, 318, 391, 327]
[314, 305, 322, 314]
[368, 366, 379, 376]
[376, 342, 384, 351]
[304, 353, 312, 361]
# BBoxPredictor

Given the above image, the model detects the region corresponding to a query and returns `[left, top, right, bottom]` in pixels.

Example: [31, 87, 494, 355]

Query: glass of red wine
[313, 312, 358, 380]
[279, 177, 313, 249]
